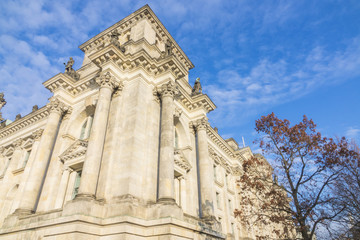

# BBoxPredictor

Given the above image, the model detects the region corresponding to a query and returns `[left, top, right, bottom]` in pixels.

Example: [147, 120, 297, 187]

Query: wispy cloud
[346, 127, 360, 140]
[206, 37, 360, 127]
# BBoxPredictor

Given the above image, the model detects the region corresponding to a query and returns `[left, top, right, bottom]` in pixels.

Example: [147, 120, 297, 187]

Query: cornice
[89, 43, 187, 80]
[207, 126, 236, 158]
[43, 72, 97, 95]
[177, 84, 216, 113]
[0, 107, 49, 139]
[79, 5, 194, 71]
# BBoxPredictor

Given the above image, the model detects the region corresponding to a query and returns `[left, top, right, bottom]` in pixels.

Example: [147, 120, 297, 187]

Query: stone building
[0, 5, 280, 240]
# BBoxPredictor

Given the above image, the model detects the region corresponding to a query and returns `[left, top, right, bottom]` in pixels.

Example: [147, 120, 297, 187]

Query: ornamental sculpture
[96, 72, 120, 90]
[0, 92, 6, 122]
[64, 57, 80, 80]
[191, 77, 202, 96]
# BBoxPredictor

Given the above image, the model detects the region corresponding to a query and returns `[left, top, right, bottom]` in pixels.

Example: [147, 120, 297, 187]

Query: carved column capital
[32, 129, 44, 141]
[190, 117, 209, 132]
[13, 138, 23, 149]
[156, 81, 179, 99]
[47, 99, 70, 115]
[96, 72, 119, 90]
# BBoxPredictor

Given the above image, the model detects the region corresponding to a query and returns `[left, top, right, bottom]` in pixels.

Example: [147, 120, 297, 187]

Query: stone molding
[44, 73, 96, 95]
[0, 106, 49, 139]
[174, 149, 191, 172]
[177, 84, 216, 113]
[13, 138, 23, 149]
[32, 129, 44, 141]
[59, 139, 88, 163]
[208, 146, 234, 174]
[95, 72, 120, 90]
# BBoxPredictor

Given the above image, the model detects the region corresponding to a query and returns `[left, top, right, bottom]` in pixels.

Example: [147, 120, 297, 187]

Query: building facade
[0, 5, 279, 240]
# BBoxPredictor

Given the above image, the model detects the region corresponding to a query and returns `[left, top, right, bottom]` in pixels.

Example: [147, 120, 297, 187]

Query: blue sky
[0, 0, 359, 150]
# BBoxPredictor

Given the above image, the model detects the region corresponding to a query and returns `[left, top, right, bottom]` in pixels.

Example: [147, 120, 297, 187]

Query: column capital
[13, 138, 23, 149]
[47, 99, 71, 115]
[156, 81, 179, 99]
[191, 117, 209, 131]
[32, 129, 44, 141]
[96, 72, 120, 90]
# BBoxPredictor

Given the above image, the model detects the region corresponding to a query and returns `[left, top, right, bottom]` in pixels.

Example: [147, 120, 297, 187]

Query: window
[228, 199, 233, 214]
[80, 116, 93, 140]
[174, 130, 179, 149]
[71, 171, 82, 199]
[216, 192, 221, 209]
[22, 150, 31, 168]
[225, 173, 228, 186]
[213, 165, 217, 180]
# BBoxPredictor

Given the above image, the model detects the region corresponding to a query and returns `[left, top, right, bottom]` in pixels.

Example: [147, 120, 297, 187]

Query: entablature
[177, 84, 216, 114]
[0, 107, 49, 140]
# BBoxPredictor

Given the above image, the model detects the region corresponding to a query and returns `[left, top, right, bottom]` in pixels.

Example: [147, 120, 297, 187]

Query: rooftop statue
[64, 57, 80, 80]
[191, 77, 202, 96]
[0, 92, 6, 122]
[165, 39, 172, 56]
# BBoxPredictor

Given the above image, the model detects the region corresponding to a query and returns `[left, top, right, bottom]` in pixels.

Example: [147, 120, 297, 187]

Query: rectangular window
[228, 199, 232, 214]
[225, 173, 228, 186]
[22, 150, 31, 168]
[231, 222, 234, 234]
[71, 171, 82, 199]
[216, 192, 221, 209]
[213, 165, 217, 180]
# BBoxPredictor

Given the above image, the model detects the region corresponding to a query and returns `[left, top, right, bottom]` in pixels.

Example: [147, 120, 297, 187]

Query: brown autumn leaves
[234, 113, 360, 240]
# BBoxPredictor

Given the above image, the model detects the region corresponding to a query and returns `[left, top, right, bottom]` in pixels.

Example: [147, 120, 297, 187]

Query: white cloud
[346, 127, 360, 140]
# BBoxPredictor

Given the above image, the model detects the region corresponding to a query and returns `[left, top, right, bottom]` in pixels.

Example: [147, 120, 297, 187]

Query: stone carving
[59, 139, 88, 163]
[32, 129, 44, 141]
[96, 72, 120, 90]
[15, 114, 21, 121]
[194, 117, 209, 131]
[32, 105, 38, 112]
[110, 29, 125, 53]
[191, 77, 202, 96]
[174, 149, 191, 171]
[13, 138, 23, 149]
[64, 57, 80, 80]
[165, 39, 172, 56]
[0, 92, 6, 122]
[174, 107, 182, 123]
[47, 99, 71, 115]
[155, 81, 179, 99]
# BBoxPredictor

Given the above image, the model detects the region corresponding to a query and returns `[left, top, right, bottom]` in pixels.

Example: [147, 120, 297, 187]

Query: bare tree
[235, 113, 360, 240]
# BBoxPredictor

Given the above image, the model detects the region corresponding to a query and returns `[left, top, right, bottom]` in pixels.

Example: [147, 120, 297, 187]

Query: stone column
[156, 81, 178, 203]
[195, 117, 215, 220]
[54, 166, 72, 208]
[179, 176, 187, 210]
[76, 72, 119, 200]
[15, 99, 68, 214]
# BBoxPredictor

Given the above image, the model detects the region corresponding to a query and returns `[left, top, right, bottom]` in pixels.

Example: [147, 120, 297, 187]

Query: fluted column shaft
[16, 99, 68, 214]
[195, 117, 215, 219]
[77, 72, 118, 199]
[157, 81, 178, 202]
